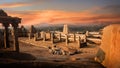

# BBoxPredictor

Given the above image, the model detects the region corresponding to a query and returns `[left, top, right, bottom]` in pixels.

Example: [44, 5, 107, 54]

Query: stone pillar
[85, 31, 89, 36]
[28, 33, 32, 39]
[49, 32, 51, 39]
[12, 24, 19, 52]
[43, 32, 46, 42]
[39, 32, 41, 38]
[28, 25, 36, 39]
[58, 33, 61, 42]
[84, 35, 87, 43]
[78, 36, 81, 48]
[34, 33, 37, 41]
[66, 34, 68, 46]
[41, 31, 44, 39]
[73, 33, 76, 42]
[4, 24, 9, 48]
[51, 33, 54, 44]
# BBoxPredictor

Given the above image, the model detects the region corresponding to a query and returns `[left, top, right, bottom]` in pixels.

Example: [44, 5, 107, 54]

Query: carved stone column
[49, 32, 51, 40]
[51, 33, 54, 44]
[78, 36, 81, 48]
[3, 23, 9, 48]
[73, 33, 76, 42]
[12, 24, 19, 52]
[43, 32, 46, 42]
[58, 33, 61, 42]
[66, 34, 68, 46]
[84, 35, 87, 43]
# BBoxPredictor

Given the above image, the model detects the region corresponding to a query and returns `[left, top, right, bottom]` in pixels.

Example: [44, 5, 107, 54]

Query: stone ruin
[48, 45, 68, 55]
[95, 24, 120, 68]
[0, 9, 21, 52]
[16, 23, 87, 50]
[26, 24, 88, 49]
[21, 24, 88, 55]
[48, 44, 80, 55]
[28, 25, 37, 39]
[17, 25, 28, 37]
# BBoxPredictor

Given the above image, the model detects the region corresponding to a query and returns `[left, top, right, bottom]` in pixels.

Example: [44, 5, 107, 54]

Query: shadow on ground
[0, 61, 105, 68]
[0, 51, 36, 60]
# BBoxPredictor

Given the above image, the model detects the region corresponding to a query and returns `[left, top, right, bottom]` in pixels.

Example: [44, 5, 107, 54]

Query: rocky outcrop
[95, 24, 120, 68]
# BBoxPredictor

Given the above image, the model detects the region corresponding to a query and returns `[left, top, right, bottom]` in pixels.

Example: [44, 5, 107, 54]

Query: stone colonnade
[1, 19, 21, 52]
[0, 9, 21, 52]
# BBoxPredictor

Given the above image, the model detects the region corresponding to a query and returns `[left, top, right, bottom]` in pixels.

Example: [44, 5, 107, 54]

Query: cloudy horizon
[0, 0, 120, 26]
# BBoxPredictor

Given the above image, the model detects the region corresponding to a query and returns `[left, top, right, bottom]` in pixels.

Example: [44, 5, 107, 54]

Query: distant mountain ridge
[24, 22, 120, 32]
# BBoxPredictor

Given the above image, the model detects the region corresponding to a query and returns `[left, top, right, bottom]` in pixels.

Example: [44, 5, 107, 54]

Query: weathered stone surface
[96, 24, 120, 68]
[73, 33, 76, 42]
[40, 31, 45, 39]
[95, 48, 105, 63]
[50, 33, 54, 44]
[42, 32, 46, 41]
[78, 36, 81, 48]
[58, 33, 61, 41]
[65, 34, 68, 46]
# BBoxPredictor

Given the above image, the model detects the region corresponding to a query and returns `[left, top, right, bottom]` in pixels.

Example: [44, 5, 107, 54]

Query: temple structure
[63, 24, 69, 34]
[0, 9, 21, 52]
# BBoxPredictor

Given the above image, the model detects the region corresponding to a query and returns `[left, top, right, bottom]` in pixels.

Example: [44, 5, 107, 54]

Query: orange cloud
[0, 2, 31, 8]
[6, 10, 120, 25]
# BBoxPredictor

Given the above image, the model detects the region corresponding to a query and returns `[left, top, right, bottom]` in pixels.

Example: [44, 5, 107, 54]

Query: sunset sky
[0, 0, 120, 26]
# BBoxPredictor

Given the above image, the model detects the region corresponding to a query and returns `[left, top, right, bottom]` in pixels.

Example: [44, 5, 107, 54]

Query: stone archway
[0, 9, 21, 52]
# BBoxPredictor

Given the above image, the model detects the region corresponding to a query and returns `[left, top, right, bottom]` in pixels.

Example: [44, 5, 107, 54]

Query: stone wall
[96, 24, 120, 68]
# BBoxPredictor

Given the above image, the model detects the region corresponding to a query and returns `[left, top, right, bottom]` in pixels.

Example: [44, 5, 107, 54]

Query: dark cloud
[101, 4, 120, 14]
[103, 4, 120, 10]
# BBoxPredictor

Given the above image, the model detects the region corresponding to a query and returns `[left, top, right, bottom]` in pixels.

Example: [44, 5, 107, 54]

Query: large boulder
[95, 24, 120, 68]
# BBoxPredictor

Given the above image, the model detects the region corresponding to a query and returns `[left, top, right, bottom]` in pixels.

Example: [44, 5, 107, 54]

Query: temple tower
[63, 24, 69, 34]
